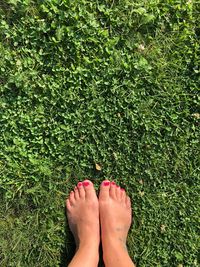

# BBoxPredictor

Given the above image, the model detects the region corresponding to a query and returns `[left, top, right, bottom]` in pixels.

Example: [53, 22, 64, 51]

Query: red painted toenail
[111, 181, 116, 185]
[78, 182, 83, 187]
[121, 188, 125, 191]
[116, 185, 120, 188]
[103, 181, 110, 186]
[83, 181, 90, 186]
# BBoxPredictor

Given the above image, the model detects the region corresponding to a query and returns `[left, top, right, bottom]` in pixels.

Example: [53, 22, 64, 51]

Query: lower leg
[99, 181, 136, 267]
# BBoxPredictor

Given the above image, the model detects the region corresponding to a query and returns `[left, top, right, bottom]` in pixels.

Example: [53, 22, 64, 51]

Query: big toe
[99, 180, 110, 200]
[82, 179, 97, 199]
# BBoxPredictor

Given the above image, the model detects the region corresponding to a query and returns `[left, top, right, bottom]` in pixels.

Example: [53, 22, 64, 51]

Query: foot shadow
[59, 210, 76, 267]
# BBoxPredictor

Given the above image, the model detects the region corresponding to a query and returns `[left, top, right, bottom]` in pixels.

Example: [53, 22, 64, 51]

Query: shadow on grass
[60, 210, 75, 267]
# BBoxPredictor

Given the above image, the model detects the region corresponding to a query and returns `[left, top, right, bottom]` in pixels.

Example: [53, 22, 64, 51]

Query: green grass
[0, 0, 199, 266]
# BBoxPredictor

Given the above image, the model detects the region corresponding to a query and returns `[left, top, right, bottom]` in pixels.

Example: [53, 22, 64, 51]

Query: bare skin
[99, 180, 135, 267]
[66, 180, 100, 267]
[66, 179, 135, 267]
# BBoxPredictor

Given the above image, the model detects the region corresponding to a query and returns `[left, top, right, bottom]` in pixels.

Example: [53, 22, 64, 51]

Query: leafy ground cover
[0, 0, 199, 266]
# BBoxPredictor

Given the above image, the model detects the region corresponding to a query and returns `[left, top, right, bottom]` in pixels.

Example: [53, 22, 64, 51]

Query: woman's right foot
[99, 180, 135, 267]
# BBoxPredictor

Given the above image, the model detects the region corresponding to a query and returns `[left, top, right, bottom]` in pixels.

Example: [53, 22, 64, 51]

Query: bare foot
[99, 180, 135, 267]
[66, 180, 100, 266]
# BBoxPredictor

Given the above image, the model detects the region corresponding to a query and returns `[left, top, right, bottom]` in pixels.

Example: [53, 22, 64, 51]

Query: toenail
[103, 181, 110, 186]
[78, 182, 83, 187]
[120, 188, 125, 191]
[111, 181, 116, 185]
[83, 181, 90, 186]
[116, 185, 120, 188]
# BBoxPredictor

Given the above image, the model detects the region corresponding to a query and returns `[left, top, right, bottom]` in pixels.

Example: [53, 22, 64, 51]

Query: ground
[0, 0, 199, 266]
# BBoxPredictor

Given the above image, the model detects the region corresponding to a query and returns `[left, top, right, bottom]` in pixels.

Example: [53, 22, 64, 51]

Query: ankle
[69, 245, 99, 267]
[102, 232, 127, 247]
[102, 241, 135, 267]
[103, 237, 127, 251]
[77, 243, 99, 258]
[78, 239, 100, 250]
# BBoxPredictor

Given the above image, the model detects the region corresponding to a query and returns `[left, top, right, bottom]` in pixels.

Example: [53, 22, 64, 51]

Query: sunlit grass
[0, 0, 199, 266]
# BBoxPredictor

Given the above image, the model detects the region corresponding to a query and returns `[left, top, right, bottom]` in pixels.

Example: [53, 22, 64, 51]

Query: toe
[99, 180, 110, 200]
[110, 181, 117, 199]
[74, 186, 80, 200]
[116, 185, 121, 199]
[69, 191, 76, 206]
[126, 196, 131, 209]
[121, 188, 126, 202]
[66, 199, 71, 211]
[82, 179, 96, 199]
[77, 181, 85, 198]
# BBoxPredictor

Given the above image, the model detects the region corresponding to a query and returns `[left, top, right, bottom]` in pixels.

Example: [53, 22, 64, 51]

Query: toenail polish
[78, 182, 83, 187]
[111, 181, 116, 185]
[103, 181, 110, 186]
[121, 188, 125, 191]
[116, 185, 120, 188]
[83, 181, 90, 186]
